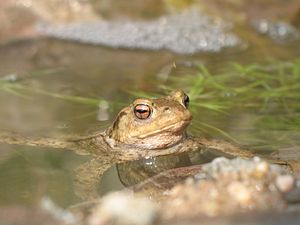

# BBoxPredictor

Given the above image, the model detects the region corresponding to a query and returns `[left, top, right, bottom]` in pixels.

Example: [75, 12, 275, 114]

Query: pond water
[0, 6, 300, 209]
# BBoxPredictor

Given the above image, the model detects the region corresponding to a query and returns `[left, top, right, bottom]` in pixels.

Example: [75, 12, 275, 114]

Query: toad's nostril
[164, 107, 170, 111]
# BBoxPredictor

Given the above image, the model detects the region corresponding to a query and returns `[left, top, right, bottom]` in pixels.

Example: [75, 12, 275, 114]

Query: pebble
[254, 161, 270, 178]
[88, 192, 158, 225]
[276, 175, 295, 193]
[227, 181, 252, 206]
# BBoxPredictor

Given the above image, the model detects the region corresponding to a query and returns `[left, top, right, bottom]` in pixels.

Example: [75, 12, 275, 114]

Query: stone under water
[37, 10, 241, 54]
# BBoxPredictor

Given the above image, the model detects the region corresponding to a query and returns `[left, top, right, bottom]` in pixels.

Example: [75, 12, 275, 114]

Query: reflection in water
[116, 143, 264, 188]
[117, 153, 192, 187]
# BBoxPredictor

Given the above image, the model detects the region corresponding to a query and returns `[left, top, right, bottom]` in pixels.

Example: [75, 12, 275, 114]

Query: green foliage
[167, 60, 300, 110]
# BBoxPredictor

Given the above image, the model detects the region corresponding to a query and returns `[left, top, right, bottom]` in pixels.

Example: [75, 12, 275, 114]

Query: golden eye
[134, 104, 151, 119]
[183, 93, 189, 108]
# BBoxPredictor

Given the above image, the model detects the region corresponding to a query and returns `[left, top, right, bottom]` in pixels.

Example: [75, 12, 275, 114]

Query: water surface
[0, 11, 300, 208]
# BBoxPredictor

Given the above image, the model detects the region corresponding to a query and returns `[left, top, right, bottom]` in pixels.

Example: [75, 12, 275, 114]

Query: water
[0, 10, 300, 209]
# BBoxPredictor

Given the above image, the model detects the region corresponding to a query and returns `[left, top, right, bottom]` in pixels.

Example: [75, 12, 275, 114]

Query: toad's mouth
[136, 119, 191, 139]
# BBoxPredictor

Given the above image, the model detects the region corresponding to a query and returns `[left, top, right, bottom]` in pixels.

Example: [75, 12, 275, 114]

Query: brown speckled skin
[105, 90, 192, 149]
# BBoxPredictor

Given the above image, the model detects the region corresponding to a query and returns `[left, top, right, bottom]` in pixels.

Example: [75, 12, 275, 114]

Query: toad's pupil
[134, 104, 151, 119]
[183, 94, 189, 108]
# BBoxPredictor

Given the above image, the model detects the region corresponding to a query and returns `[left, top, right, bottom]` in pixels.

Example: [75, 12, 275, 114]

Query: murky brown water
[0, 2, 300, 210]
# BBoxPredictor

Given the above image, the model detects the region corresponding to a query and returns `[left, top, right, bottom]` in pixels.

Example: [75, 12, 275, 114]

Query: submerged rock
[37, 10, 241, 54]
[161, 157, 298, 218]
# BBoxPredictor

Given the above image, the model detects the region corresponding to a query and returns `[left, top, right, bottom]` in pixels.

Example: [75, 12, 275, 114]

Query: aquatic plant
[131, 59, 300, 144]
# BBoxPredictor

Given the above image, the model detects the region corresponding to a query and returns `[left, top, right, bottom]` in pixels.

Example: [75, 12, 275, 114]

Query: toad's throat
[134, 120, 191, 139]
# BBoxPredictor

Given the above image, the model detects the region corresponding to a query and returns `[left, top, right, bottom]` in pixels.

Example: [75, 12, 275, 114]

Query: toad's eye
[134, 104, 151, 119]
[183, 93, 189, 108]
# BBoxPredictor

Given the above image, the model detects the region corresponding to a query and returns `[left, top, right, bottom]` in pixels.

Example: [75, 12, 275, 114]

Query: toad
[0, 90, 295, 198]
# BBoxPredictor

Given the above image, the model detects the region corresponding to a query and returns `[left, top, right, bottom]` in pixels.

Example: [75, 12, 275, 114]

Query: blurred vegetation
[1, 59, 300, 147]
